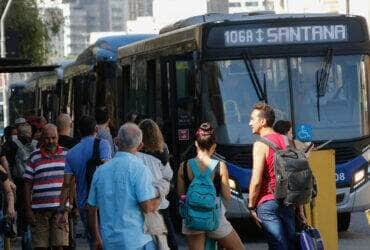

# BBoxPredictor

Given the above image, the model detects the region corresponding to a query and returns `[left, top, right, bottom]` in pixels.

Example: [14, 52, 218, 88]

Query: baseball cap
[14, 117, 26, 125]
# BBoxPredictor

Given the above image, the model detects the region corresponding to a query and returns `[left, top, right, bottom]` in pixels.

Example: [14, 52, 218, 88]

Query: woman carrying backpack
[177, 123, 244, 250]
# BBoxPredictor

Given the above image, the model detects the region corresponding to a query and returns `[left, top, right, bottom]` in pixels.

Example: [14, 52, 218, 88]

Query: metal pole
[1, 0, 14, 58]
[0, 0, 14, 128]
[346, 0, 350, 15]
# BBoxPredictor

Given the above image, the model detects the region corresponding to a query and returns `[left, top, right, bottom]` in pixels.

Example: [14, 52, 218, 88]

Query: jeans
[79, 208, 94, 250]
[257, 200, 296, 250]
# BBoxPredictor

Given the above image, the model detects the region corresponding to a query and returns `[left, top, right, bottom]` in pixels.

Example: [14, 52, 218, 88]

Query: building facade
[207, 0, 229, 13]
[66, 0, 127, 57]
[228, 0, 274, 13]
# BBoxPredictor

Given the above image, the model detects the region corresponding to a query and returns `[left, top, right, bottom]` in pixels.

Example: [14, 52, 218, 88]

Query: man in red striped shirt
[23, 124, 69, 250]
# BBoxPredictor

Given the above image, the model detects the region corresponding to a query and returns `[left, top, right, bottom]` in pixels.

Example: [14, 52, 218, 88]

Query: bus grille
[336, 193, 345, 204]
[335, 147, 359, 163]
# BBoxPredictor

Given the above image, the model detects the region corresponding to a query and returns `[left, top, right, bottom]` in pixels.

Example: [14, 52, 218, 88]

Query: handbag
[299, 224, 324, 250]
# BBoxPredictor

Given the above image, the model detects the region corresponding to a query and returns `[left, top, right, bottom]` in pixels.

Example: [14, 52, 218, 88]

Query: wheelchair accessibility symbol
[296, 124, 312, 142]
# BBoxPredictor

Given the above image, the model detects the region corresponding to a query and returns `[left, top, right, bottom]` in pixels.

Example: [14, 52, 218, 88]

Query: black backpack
[86, 138, 103, 191]
[257, 136, 315, 205]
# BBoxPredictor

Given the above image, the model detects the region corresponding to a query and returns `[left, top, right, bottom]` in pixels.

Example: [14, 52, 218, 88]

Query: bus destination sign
[223, 24, 348, 47]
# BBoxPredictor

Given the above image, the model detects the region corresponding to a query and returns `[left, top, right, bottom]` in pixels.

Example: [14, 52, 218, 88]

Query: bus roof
[77, 34, 155, 63]
[64, 34, 155, 78]
[118, 13, 369, 60]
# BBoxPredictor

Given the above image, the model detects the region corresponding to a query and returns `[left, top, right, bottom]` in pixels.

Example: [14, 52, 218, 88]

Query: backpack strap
[213, 162, 221, 196]
[182, 160, 190, 190]
[189, 159, 201, 178]
[183, 159, 221, 194]
[257, 136, 281, 151]
[92, 138, 101, 160]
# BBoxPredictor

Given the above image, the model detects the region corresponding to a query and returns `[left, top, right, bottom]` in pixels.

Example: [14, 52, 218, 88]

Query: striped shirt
[23, 146, 67, 210]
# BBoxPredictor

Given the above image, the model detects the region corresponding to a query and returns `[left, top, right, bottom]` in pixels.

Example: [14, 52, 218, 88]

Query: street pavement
[11, 212, 370, 249]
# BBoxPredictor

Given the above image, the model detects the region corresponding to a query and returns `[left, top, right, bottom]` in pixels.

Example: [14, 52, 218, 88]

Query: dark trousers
[159, 208, 178, 250]
[14, 179, 32, 250]
[257, 200, 296, 250]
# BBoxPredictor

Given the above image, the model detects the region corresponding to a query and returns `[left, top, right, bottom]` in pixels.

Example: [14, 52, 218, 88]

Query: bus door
[174, 59, 198, 162]
[160, 59, 177, 162]
[160, 57, 199, 164]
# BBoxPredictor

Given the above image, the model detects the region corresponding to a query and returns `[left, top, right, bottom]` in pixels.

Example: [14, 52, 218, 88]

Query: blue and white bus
[118, 13, 370, 231]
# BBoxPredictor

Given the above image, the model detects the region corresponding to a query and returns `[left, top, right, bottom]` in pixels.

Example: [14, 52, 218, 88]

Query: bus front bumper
[336, 180, 370, 213]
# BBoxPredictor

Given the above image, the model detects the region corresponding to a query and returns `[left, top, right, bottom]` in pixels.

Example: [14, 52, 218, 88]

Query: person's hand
[24, 209, 35, 225]
[9, 181, 16, 192]
[249, 209, 262, 228]
[56, 211, 67, 226]
[6, 206, 16, 219]
[93, 237, 103, 250]
[298, 209, 307, 225]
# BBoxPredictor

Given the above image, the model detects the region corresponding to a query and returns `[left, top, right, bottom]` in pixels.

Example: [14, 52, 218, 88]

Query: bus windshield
[202, 55, 370, 144]
[202, 58, 291, 144]
[291, 55, 369, 141]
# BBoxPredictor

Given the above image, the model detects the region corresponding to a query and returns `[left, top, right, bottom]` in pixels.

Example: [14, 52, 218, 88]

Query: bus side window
[122, 65, 131, 116]
[147, 60, 156, 118]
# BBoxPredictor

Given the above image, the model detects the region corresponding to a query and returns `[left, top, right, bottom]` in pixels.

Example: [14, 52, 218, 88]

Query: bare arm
[2, 178, 15, 218]
[0, 156, 10, 177]
[248, 141, 267, 209]
[0, 164, 15, 191]
[140, 197, 161, 213]
[219, 162, 231, 201]
[60, 174, 73, 210]
[87, 205, 103, 249]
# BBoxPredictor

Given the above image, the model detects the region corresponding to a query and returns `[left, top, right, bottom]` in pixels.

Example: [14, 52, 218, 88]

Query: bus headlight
[352, 168, 367, 190]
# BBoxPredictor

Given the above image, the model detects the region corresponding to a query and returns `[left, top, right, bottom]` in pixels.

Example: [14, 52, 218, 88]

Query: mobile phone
[304, 142, 314, 153]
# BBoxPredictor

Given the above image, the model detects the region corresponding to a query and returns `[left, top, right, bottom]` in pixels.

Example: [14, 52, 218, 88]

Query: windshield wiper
[315, 48, 333, 121]
[242, 53, 267, 102]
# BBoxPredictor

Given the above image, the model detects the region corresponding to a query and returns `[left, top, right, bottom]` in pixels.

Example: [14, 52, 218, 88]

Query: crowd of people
[0, 102, 309, 250]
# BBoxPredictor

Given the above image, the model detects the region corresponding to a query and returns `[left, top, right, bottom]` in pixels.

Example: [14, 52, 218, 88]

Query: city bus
[7, 61, 74, 124]
[117, 13, 370, 231]
[63, 34, 154, 134]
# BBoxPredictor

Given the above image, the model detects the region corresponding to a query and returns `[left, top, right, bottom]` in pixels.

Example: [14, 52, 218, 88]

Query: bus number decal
[336, 172, 346, 182]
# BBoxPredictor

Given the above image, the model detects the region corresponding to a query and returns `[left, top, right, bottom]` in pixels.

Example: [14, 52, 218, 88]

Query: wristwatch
[248, 206, 256, 211]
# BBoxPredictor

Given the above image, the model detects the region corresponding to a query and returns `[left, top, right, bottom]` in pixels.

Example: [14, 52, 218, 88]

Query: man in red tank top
[247, 103, 296, 250]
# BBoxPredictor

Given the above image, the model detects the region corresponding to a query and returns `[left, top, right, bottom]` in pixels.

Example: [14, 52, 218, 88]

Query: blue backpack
[180, 159, 221, 231]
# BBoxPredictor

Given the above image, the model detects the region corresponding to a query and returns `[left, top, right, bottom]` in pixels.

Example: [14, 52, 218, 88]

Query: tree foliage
[0, 0, 62, 65]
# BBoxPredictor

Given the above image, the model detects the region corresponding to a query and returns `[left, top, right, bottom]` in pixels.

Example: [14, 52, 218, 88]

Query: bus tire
[337, 212, 351, 231]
